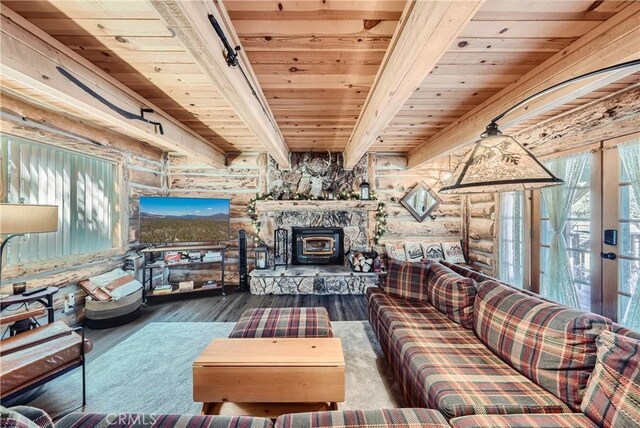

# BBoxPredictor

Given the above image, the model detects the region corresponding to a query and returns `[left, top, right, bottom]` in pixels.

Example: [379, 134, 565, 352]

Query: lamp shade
[0, 204, 58, 234]
[440, 133, 564, 194]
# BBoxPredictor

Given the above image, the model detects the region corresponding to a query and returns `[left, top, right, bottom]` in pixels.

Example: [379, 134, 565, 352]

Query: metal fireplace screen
[302, 237, 334, 255]
[273, 228, 288, 269]
[292, 227, 344, 265]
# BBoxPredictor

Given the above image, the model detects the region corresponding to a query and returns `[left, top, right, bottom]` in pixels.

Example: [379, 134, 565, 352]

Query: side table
[0, 286, 59, 323]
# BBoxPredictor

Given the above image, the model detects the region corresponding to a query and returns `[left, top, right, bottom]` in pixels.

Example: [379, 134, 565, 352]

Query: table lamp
[0, 203, 59, 284]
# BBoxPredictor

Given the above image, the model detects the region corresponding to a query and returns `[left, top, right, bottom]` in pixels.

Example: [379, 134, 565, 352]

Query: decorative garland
[374, 202, 388, 245]
[247, 192, 274, 239]
[247, 190, 388, 243]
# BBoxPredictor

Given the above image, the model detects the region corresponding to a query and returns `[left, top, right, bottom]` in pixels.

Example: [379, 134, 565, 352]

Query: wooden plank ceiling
[225, 0, 406, 152]
[2, 0, 637, 160]
[373, 0, 635, 153]
[2, 0, 263, 153]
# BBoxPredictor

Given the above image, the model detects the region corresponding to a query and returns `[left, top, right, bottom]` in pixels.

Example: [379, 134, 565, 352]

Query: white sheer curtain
[620, 141, 640, 329]
[541, 154, 589, 309]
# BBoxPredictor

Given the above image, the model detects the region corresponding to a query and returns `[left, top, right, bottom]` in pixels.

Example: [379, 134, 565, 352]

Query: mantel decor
[400, 181, 442, 222]
[247, 192, 388, 244]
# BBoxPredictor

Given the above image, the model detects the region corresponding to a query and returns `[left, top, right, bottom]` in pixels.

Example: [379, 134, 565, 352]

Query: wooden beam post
[148, 0, 291, 168]
[408, 3, 640, 169]
[0, 5, 226, 168]
[342, 0, 484, 169]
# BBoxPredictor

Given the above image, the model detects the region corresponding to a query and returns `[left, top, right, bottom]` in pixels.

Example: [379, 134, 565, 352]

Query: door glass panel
[499, 191, 524, 288]
[617, 139, 640, 328]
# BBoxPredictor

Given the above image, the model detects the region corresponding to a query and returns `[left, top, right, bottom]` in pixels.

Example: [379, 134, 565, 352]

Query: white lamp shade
[0, 204, 58, 234]
[440, 134, 564, 194]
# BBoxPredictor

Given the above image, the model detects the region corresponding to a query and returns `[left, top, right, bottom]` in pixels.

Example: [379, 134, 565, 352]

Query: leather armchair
[0, 308, 92, 405]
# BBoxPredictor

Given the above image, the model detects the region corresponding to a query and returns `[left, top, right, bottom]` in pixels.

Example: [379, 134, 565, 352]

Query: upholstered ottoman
[229, 307, 333, 338]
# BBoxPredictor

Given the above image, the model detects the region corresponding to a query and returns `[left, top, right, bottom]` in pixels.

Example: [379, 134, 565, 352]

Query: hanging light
[439, 59, 640, 194]
[439, 122, 563, 193]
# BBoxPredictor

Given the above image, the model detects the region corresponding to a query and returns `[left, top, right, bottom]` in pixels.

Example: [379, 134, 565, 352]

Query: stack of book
[153, 284, 173, 295]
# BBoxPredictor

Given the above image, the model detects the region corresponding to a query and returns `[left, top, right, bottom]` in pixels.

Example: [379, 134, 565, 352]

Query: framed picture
[400, 181, 443, 222]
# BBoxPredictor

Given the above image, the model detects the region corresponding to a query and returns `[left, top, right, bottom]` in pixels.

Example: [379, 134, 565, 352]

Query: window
[1, 135, 118, 265]
[499, 191, 524, 288]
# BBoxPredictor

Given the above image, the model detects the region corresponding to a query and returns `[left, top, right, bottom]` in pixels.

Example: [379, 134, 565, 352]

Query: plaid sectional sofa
[367, 260, 640, 427]
[3, 407, 451, 428]
[6, 261, 639, 428]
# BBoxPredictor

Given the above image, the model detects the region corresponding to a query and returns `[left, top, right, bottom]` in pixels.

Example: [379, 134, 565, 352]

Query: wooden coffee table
[193, 337, 345, 418]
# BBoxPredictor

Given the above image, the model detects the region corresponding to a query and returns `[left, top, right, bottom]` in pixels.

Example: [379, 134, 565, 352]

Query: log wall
[166, 152, 465, 278]
[373, 153, 463, 247]
[466, 193, 497, 275]
[167, 152, 266, 285]
[0, 94, 164, 324]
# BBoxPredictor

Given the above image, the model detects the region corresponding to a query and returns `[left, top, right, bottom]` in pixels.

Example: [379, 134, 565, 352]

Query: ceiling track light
[439, 59, 640, 194]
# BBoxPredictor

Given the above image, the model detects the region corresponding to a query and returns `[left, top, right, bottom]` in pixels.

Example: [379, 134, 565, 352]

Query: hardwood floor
[84, 286, 368, 361]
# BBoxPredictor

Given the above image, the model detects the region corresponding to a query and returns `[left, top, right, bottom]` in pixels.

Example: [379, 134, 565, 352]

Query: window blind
[1, 135, 118, 265]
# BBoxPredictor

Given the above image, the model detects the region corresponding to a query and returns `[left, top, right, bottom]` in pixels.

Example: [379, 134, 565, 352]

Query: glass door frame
[601, 132, 640, 322]
[529, 143, 602, 313]
[526, 133, 640, 322]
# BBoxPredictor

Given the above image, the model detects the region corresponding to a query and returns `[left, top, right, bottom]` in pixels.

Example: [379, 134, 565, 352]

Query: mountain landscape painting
[139, 197, 230, 243]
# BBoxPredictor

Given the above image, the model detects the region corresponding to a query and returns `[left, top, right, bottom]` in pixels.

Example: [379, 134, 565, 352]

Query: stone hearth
[249, 265, 379, 295]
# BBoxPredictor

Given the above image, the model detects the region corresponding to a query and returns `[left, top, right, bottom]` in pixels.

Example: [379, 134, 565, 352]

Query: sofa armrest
[0, 308, 46, 326]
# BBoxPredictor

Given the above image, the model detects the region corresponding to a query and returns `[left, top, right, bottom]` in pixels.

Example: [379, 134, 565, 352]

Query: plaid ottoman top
[229, 307, 333, 338]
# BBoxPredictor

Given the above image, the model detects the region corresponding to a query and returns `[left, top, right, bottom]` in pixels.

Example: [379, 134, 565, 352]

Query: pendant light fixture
[440, 59, 640, 194]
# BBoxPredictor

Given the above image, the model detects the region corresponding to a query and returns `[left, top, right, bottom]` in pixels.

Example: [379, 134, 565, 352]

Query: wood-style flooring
[85, 286, 368, 361]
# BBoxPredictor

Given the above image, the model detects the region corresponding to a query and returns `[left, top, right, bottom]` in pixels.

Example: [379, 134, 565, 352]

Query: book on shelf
[153, 284, 173, 295]
[178, 281, 194, 291]
[203, 251, 222, 262]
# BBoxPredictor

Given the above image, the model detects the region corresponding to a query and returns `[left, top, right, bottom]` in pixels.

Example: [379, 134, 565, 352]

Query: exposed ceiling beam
[0, 5, 226, 168]
[408, 2, 640, 169]
[148, 0, 291, 168]
[342, 0, 484, 169]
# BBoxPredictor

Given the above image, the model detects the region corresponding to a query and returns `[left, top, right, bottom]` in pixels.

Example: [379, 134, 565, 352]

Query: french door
[531, 133, 640, 328]
[602, 134, 640, 327]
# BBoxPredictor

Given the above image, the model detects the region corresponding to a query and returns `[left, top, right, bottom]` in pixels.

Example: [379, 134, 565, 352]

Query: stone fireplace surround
[249, 200, 380, 295]
[256, 200, 378, 257]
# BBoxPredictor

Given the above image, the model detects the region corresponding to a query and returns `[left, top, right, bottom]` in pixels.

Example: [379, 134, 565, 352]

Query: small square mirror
[400, 181, 443, 222]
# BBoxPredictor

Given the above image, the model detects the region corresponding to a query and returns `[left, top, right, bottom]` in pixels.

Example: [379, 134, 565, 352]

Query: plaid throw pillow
[581, 330, 640, 428]
[382, 259, 432, 302]
[474, 280, 612, 411]
[426, 263, 476, 329]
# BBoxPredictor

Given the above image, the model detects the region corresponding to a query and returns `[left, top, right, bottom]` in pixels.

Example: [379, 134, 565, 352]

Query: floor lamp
[0, 203, 59, 286]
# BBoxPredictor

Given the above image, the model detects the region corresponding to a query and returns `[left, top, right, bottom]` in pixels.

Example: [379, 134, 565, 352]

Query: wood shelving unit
[141, 244, 227, 300]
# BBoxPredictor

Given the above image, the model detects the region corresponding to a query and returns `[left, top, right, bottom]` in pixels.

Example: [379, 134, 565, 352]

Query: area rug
[27, 321, 402, 418]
